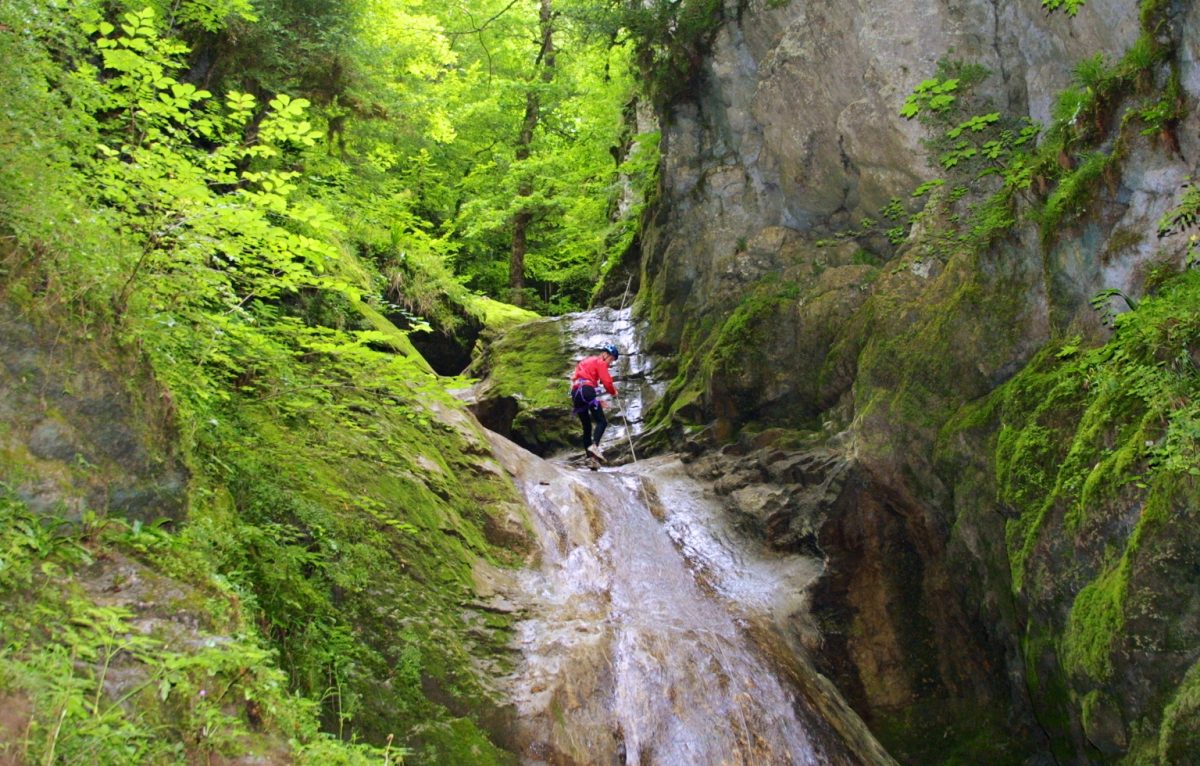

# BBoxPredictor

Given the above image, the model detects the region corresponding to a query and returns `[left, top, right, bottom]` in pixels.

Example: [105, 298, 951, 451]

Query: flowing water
[490, 439, 886, 765]
[557, 306, 666, 450]
[484, 307, 892, 765]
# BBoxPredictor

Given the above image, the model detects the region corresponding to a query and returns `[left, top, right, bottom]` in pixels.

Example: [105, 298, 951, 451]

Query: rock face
[636, 0, 1200, 762]
[0, 304, 188, 523]
[648, 0, 1141, 278]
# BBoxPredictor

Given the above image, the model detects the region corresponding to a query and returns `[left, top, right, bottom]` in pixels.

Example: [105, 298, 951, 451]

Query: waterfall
[484, 309, 896, 766]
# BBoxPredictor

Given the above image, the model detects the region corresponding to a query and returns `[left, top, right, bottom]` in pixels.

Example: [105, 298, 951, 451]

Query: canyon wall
[637, 0, 1200, 762]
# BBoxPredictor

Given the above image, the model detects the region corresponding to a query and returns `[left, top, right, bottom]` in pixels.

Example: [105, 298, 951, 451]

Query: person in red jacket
[570, 343, 619, 462]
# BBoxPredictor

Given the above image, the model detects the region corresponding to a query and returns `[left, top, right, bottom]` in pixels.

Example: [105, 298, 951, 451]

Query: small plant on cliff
[1042, 0, 1087, 15]
[1158, 178, 1200, 267]
[1088, 286, 1138, 326]
[900, 60, 1041, 198]
[819, 196, 914, 249]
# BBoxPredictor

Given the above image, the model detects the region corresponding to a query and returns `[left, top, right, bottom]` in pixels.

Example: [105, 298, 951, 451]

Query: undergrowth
[1, 2, 529, 761]
[0, 491, 393, 764]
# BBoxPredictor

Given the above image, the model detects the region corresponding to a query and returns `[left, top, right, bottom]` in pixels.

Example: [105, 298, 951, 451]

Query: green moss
[1062, 565, 1127, 680]
[473, 318, 567, 410]
[356, 301, 435, 368]
[985, 300, 1191, 589]
[851, 237, 1032, 447]
[465, 315, 588, 449]
[466, 295, 540, 337]
[144, 321, 534, 758]
[1156, 660, 1200, 762]
[706, 279, 799, 378]
[1040, 151, 1111, 242]
[410, 716, 518, 766]
[872, 699, 1033, 766]
[1064, 480, 1174, 686]
[979, 272, 1199, 706]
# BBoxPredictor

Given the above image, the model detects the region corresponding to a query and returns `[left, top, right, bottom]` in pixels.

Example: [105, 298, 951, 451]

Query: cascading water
[557, 306, 665, 452]
[487, 307, 894, 766]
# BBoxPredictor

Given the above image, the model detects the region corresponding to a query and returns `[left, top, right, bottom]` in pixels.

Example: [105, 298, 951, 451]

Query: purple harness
[571, 384, 601, 415]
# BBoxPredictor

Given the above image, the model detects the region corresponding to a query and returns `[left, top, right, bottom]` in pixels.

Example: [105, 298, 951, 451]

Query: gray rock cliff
[637, 0, 1200, 762]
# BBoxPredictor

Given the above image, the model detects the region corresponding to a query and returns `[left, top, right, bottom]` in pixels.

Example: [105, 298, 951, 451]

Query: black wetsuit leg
[591, 406, 607, 446]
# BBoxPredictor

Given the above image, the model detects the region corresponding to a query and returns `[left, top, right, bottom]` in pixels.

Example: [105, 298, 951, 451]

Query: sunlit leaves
[947, 111, 999, 138]
[225, 90, 256, 122]
[69, 4, 373, 374]
[900, 77, 960, 118]
[258, 95, 322, 149]
[174, 0, 260, 31]
[426, 108, 458, 144]
[1042, 0, 1087, 16]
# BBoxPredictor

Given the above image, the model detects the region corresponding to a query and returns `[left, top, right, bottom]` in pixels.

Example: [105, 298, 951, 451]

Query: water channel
[481, 308, 894, 765]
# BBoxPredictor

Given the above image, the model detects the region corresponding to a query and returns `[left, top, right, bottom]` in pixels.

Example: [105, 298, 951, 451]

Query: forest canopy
[1, 0, 677, 325]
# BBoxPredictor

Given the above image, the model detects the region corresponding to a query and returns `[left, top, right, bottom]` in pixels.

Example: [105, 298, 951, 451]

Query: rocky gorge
[3, 0, 1199, 763]
[470, 0, 1200, 762]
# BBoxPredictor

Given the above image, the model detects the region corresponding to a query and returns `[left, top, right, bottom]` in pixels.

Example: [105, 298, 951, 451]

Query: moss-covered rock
[640, 232, 877, 438]
[0, 280, 534, 763]
[932, 267, 1200, 763]
[0, 302, 188, 523]
[466, 316, 577, 454]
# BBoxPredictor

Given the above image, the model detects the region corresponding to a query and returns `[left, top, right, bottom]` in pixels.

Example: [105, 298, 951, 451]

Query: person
[570, 343, 619, 462]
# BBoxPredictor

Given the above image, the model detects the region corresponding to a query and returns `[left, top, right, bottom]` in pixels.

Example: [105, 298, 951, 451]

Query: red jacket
[571, 355, 617, 397]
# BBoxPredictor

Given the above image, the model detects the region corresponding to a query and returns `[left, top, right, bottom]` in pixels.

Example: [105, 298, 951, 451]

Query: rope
[615, 273, 637, 463]
[616, 398, 638, 464]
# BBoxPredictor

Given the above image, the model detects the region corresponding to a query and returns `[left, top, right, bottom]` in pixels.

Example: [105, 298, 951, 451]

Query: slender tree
[509, 0, 555, 305]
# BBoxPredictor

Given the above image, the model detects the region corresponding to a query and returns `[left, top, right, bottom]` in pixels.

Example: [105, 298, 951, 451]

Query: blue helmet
[601, 343, 619, 359]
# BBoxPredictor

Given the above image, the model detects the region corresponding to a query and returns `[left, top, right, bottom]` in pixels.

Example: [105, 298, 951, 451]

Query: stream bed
[487, 435, 891, 766]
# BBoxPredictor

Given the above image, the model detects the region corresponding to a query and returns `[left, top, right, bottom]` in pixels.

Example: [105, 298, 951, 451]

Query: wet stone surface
[488, 431, 892, 766]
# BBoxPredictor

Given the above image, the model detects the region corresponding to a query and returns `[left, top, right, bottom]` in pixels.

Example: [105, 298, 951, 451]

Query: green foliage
[1042, 0, 1087, 15]
[900, 60, 1040, 201]
[596, 128, 662, 295]
[818, 196, 916, 251]
[0, 492, 390, 764]
[1039, 151, 1110, 239]
[1, 1, 574, 758]
[611, 0, 724, 108]
[900, 77, 962, 119]
[1158, 178, 1200, 266]
[912, 179, 946, 198]
[393, 8, 641, 313]
[1089, 286, 1137, 326]
[993, 270, 1200, 597]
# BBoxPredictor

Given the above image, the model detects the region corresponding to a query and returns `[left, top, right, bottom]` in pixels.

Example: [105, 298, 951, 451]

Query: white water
[490, 435, 866, 766]
[483, 306, 892, 765]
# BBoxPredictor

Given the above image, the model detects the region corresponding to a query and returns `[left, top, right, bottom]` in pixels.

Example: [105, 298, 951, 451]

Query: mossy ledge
[944, 267, 1200, 763]
[0, 269, 532, 764]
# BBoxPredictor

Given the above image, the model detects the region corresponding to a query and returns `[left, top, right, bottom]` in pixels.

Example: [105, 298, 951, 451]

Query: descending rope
[616, 274, 639, 465]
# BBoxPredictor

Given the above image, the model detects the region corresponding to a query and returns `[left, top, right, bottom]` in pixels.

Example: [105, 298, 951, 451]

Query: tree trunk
[509, 0, 554, 305]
